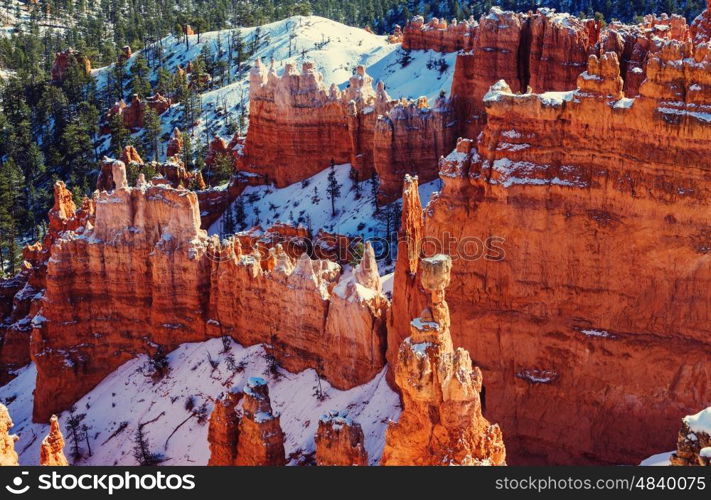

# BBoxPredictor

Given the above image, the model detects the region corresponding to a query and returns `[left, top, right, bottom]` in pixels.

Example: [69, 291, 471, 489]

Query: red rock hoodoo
[106, 93, 172, 131]
[399, 47, 711, 464]
[382, 254, 506, 466]
[314, 411, 369, 466]
[233, 377, 286, 466]
[0, 404, 19, 466]
[207, 390, 242, 465]
[40, 415, 69, 466]
[50, 49, 91, 83]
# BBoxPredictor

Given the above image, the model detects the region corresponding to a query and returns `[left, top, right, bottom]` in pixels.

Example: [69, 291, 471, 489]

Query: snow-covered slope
[0, 338, 399, 466]
[94, 15, 456, 160]
[209, 163, 440, 239]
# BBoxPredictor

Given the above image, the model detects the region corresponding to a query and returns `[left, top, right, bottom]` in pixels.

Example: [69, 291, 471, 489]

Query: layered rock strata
[29, 166, 389, 421]
[242, 60, 452, 199]
[403, 48, 711, 464]
[401, 15, 478, 52]
[207, 390, 242, 465]
[381, 255, 506, 466]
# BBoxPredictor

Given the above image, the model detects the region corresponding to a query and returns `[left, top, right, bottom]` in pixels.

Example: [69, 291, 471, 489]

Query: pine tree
[326, 162, 342, 217]
[234, 197, 247, 230]
[144, 107, 161, 160]
[109, 112, 130, 155]
[129, 54, 151, 98]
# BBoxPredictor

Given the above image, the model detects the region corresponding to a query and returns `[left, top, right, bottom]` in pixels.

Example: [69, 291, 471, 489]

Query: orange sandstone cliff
[29, 163, 390, 422]
[400, 48, 711, 464]
[381, 254, 506, 466]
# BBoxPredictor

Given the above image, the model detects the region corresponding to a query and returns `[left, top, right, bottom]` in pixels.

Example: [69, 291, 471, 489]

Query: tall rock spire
[381, 255, 506, 466]
[40, 415, 69, 466]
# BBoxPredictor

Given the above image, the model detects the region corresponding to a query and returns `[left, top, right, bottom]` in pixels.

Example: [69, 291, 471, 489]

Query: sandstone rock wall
[29, 170, 389, 422]
[373, 97, 457, 202]
[401, 15, 478, 52]
[242, 60, 382, 185]
[406, 48, 711, 464]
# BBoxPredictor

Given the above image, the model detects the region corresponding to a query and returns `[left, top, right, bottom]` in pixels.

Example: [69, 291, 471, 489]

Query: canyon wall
[241, 60, 459, 200]
[401, 15, 478, 52]
[29, 165, 389, 422]
[395, 47, 711, 464]
[241, 60, 382, 185]
[450, 8, 692, 139]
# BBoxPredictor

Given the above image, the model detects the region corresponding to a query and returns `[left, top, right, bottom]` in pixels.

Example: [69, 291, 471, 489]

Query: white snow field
[0, 338, 400, 465]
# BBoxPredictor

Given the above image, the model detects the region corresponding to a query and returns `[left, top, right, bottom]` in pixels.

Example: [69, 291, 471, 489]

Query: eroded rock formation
[315, 411, 368, 466]
[0, 404, 19, 466]
[40, 415, 69, 466]
[28, 166, 389, 421]
[401, 15, 478, 52]
[106, 93, 172, 131]
[234, 377, 286, 466]
[373, 96, 457, 202]
[207, 390, 242, 465]
[382, 255, 506, 466]
[242, 60, 385, 185]
[670, 407, 711, 466]
[409, 47, 711, 464]
[51, 49, 91, 83]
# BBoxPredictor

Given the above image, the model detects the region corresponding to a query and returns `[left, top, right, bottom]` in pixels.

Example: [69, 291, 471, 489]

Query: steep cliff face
[671, 407, 711, 466]
[692, 0, 711, 43]
[30, 166, 389, 422]
[242, 60, 381, 186]
[0, 404, 19, 466]
[0, 182, 94, 384]
[414, 48, 711, 464]
[382, 255, 506, 466]
[234, 377, 286, 466]
[451, 8, 599, 139]
[314, 411, 368, 466]
[373, 97, 457, 202]
[243, 59, 459, 200]
[401, 15, 478, 52]
[40, 415, 69, 466]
